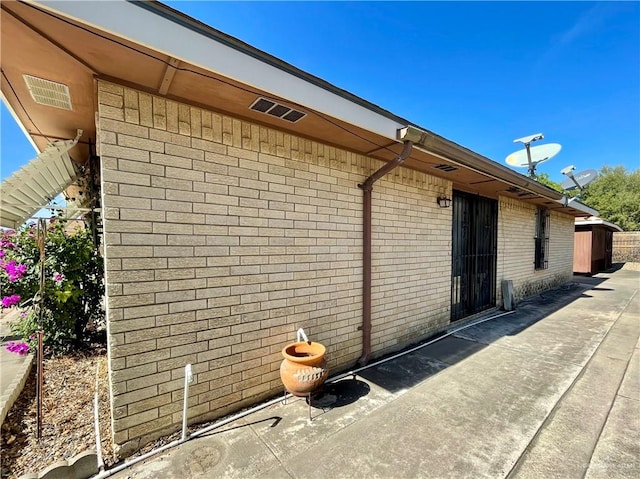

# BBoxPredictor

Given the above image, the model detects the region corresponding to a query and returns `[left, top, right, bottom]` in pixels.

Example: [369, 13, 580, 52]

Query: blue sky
[2, 1, 638, 184]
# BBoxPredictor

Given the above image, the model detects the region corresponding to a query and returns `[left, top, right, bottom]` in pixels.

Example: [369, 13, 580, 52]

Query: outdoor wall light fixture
[437, 196, 452, 208]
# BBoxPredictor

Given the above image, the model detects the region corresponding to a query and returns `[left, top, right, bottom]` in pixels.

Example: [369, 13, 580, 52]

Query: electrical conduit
[92, 310, 514, 478]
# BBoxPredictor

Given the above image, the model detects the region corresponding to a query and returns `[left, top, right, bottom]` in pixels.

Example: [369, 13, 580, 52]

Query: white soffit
[555, 197, 598, 217]
[36, 0, 405, 140]
[0, 132, 81, 229]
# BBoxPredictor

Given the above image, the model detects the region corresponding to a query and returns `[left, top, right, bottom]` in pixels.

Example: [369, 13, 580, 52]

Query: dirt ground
[0, 349, 114, 479]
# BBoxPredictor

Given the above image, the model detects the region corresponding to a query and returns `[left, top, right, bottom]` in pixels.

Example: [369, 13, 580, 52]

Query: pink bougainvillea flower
[1, 231, 16, 249]
[21, 312, 28, 318]
[6, 341, 30, 355]
[0, 250, 5, 258]
[4, 261, 27, 282]
[1, 295, 21, 308]
[53, 272, 63, 283]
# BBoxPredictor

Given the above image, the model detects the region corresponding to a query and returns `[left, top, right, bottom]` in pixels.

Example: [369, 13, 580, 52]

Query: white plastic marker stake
[182, 364, 194, 440]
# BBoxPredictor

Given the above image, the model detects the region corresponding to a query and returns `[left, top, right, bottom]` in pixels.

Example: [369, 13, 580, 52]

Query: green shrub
[1, 219, 104, 354]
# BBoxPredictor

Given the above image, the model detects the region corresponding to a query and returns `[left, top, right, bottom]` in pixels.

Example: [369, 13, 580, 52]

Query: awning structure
[0, 131, 82, 229]
[575, 217, 623, 232]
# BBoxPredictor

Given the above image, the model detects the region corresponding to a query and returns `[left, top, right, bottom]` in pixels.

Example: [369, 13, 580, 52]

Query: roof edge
[131, 1, 410, 126]
[1, 91, 41, 154]
[400, 126, 565, 201]
[575, 217, 623, 232]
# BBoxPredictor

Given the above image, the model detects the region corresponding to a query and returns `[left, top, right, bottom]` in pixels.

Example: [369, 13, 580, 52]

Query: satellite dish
[561, 167, 597, 191]
[506, 144, 562, 167]
[506, 143, 562, 178]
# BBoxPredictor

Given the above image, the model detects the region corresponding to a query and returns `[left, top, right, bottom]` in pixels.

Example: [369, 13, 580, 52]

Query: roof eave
[1, 90, 40, 153]
[35, 0, 406, 140]
[399, 126, 565, 202]
[575, 218, 623, 232]
[31, 0, 584, 213]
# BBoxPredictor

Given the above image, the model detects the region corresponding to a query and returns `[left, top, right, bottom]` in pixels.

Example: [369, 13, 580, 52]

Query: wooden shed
[573, 217, 623, 274]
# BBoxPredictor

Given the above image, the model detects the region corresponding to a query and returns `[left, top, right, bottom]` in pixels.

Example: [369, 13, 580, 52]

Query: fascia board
[575, 218, 623, 232]
[556, 198, 598, 217]
[401, 125, 566, 202]
[35, 0, 406, 140]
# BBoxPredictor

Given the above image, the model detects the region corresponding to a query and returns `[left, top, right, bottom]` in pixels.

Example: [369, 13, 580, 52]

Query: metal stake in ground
[36, 218, 46, 440]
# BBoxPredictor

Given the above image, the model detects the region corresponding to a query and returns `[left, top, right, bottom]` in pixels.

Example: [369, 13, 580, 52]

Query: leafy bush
[0, 219, 104, 354]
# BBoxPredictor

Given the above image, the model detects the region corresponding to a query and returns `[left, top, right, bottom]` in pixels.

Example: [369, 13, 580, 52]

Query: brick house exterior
[97, 82, 576, 453]
[496, 197, 575, 301]
[1, 1, 595, 457]
[98, 82, 455, 450]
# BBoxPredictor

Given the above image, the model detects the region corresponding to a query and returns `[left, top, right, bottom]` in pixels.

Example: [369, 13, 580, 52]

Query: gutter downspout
[357, 139, 413, 366]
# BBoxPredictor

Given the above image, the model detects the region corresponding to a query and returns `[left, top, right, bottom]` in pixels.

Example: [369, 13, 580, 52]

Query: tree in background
[535, 167, 639, 231]
[580, 166, 640, 231]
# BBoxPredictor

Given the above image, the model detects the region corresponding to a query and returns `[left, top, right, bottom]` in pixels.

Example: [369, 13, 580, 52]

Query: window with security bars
[534, 207, 550, 270]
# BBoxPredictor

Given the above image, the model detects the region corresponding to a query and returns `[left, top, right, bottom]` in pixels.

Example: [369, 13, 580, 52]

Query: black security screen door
[451, 191, 498, 321]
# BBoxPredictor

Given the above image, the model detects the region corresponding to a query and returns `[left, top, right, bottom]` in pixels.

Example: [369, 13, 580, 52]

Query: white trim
[0, 133, 81, 228]
[35, 0, 405, 140]
[575, 217, 623, 232]
[555, 196, 598, 217]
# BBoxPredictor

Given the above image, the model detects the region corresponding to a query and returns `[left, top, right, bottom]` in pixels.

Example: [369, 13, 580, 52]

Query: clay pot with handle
[280, 341, 328, 396]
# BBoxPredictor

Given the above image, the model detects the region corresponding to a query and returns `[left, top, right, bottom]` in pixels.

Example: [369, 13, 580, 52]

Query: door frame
[450, 190, 498, 321]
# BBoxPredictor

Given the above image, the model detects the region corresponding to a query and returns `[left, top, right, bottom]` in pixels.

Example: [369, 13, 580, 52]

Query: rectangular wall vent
[23, 75, 72, 110]
[434, 164, 457, 172]
[249, 97, 306, 123]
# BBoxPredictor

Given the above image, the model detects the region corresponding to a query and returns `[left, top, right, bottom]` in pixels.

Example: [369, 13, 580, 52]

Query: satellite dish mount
[560, 166, 598, 205]
[515, 133, 544, 178]
[505, 133, 562, 180]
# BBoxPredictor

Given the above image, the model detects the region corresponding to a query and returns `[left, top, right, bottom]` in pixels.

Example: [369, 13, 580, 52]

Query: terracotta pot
[280, 341, 329, 396]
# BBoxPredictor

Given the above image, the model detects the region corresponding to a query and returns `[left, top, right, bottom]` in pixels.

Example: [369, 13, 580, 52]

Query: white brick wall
[496, 197, 575, 302]
[98, 81, 576, 455]
[372, 178, 451, 352]
[97, 81, 452, 454]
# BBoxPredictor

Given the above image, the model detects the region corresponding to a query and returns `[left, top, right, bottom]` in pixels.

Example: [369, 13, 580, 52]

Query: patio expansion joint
[581, 288, 640, 473]
[615, 393, 639, 402]
[248, 417, 295, 479]
[504, 287, 639, 479]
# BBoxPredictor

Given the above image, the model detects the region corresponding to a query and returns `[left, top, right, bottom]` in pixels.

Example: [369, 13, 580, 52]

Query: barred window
[534, 207, 550, 270]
